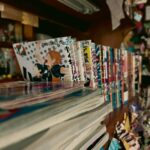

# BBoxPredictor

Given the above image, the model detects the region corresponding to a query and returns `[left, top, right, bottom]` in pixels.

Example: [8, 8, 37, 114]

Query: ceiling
[0, 0, 110, 33]
[1, 0, 138, 47]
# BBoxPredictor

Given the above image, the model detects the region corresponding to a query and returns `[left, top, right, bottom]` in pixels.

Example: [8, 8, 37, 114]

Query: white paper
[133, 0, 147, 4]
[0, 2, 4, 11]
[106, 0, 125, 30]
[146, 6, 150, 21]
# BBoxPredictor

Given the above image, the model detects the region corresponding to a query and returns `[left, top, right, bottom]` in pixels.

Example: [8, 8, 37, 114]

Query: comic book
[75, 41, 86, 82]
[13, 37, 73, 82]
[0, 82, 84, 109]
[134, 55, 142, 94]
[0, 90, 106, 149]
[91, 43, 98, 87]
[109, 48, 118, 109]
[102, 45, 109, 102]
[69, 38, 80, 81]
[118, 48, 123, 106]
[81, 40, 96, 88]
[25, 112, 108, 150]
[95, 45, 103, 94]
[114, 48, 119, 108]
[127, 52, 133, 98]
[122, 49, 129, 103]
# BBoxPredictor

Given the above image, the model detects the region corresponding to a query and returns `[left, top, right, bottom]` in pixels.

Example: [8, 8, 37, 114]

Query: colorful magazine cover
[91, 43, 98, 86]
[122, 49, 129, 103]
[127, 53, 133, 98]
[102, 45, 110, 102]
[109, 47, 117, 108]
[114, 48, 120, 108]
[118, 48, 123, 106]
[134, 55, 142, 94]
[69, 38, 80, 81]
[13, 37, 73, 82]
[81, 40, 96, 88]
[95, 45, 103, 94]
[75, 41, 86, 82]
[100, 45, 106, 101]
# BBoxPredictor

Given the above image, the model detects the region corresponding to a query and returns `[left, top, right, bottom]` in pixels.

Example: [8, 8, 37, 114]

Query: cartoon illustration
[13, 38, 73, 82]
[33, 50, 69, 82]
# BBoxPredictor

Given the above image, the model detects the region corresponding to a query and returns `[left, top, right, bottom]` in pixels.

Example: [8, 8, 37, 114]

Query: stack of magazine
[0, 81, 112, 150]
[12, 36, 142, 110]
[0, 35, 141, 149]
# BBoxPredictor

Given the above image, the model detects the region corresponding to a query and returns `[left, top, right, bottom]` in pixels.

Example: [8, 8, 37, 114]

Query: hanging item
[133, 0, 147, 4]
[145, 6, 150, 21]
[106, 0, 125, 30]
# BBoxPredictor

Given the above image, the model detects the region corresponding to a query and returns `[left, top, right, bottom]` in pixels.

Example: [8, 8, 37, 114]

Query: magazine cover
[13, 37, 73, 82]
[81, 40, 96, 88]
[134, 55, 142, 94]
[102, 45, 110, 102]
[132, 55, 136, 96]
[127, 53, 133, 98]
[122, 49, 129, 103]
[91, 43, 98, 86]
[100, 46, 106, 101]
[113, 48, 119, 109]
[109, 47, 118, 109]
[95, 45, 102, 94]
[118, 48, 123, 106]
[69, 38, 80, 81]
[75, 41, 85, 82]
[99, 45, 105, 96]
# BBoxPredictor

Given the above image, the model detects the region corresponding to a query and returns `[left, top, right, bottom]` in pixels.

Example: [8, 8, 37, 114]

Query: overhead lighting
[57, 0, 100, 14]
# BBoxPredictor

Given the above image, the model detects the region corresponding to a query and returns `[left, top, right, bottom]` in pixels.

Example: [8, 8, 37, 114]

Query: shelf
[0, 41, 13, 48]
[103, 96, 138, 149]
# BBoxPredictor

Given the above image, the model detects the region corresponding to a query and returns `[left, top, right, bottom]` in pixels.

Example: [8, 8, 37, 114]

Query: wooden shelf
[103, 96, 138, 149]
[0, 41, 13, 48]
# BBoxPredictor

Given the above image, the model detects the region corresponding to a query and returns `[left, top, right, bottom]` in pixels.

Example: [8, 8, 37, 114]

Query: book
[0, 82, 84, 109]
[69, 38, 80, 81]
[13, 37, 73, 82]
[24, 108, 110, 150]
[0, 90, 107, 149]
[0, 86, 84, 122]
[88, 133, 109, 150]
[75, 41, 86, 82]
[122, 49, 129, 103]
[95, 45, 102, 90]
[78, 126, 107, 150]
[81, 40, 96, 88]
[101, 45, 109, 101]
[91, 42, 98, 87]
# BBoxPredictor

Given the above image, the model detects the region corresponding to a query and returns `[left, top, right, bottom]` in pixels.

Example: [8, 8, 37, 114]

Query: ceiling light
[57, 0, 100, 14]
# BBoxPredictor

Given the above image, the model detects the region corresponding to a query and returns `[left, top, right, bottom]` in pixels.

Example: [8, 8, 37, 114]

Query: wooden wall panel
[1, 0, 135, 47]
